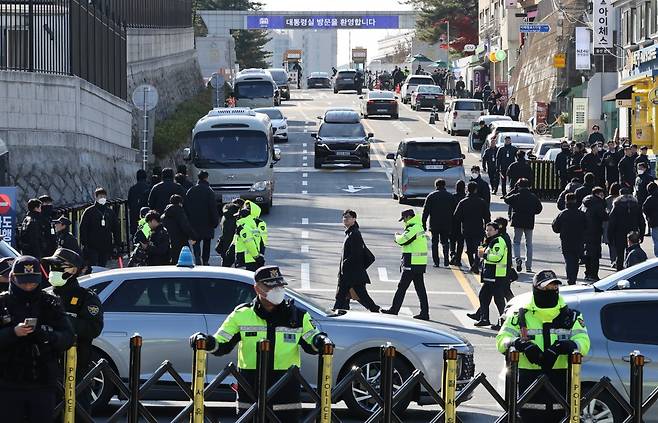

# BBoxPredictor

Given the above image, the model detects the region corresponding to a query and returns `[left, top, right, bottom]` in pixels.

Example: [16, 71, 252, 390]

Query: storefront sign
[246, 15, 400, 29]
[593, 0, 613, 54]
[575, 27, 591, 70]
[616, 99, 632, 107]
[535, 102, 549, 124]
[554, 53, 566, 68]
[573, 98, 589, 137]
[0, 187, 17, 246]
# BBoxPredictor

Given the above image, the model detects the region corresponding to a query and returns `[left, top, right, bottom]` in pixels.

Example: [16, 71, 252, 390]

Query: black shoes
[516, 259, 522, 272]
[414, 314, 430, 321]
[466, 312, 480, 321]
[474, 319, 491, 327]
[380, 308, 398, 315]
[490, 323, 501, 330]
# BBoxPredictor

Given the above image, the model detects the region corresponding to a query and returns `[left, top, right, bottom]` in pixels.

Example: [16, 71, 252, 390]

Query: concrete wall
[0, 71, 138, 208]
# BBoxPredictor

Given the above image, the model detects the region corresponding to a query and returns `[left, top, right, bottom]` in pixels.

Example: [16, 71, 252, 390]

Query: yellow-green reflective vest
[213, 302, 321, 370]
[233, 217, 259, 264]
[395, 215, 428, 266]
[496, 296, 591, 370]
[482, 236, 508, 281]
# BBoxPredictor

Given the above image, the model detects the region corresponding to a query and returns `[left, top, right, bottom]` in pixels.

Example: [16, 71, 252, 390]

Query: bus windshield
[234, 81, 273, 98]
[193, 130, 269, 168]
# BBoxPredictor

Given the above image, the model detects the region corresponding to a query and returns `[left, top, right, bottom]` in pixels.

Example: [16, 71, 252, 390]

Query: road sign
[553, 53, 566, 68]
[341, 185, 372, 193]
[520, 23, 551, 33]
[463, 44, 476, 52]
[131, 84, 158, 111]
[210, 73, 225, 89]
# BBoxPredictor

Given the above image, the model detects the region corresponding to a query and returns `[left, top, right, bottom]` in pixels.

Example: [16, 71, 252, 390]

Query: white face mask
[265, 287, 286, 305]
[471, 172, 479, 179]
[638, 170, 645, 175]
[48, 271, 67, 287]
[97, 197, 107, 205]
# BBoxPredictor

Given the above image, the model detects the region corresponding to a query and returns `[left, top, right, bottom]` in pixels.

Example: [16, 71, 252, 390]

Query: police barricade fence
[528, 160, 561, 200]
[56, 335, 658, 423]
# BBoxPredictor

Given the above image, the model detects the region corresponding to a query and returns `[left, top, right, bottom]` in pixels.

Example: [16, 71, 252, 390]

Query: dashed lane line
[301, 263, 310, 289]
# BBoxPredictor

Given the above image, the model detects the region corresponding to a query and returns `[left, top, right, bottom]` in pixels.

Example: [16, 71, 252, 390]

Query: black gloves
[313, 334, 333, 350]
[512, 338, 543, 365]
[189, 332, 216, 351]
[552, 340, 578, 355]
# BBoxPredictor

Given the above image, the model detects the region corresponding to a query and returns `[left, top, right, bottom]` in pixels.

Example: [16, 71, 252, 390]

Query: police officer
[0, 256, 75, 422]
[189, 265, 330, 422]
[473, 222, 508, 329]
[52, 216, 81, 255]
[244, 200, 268, 265]
[496, 136, 518, 196]
[20, 198, 44, 258]
[42, 248, 103, 412]
[233, 208, 261, 271]
[79, 188, 121, 267]
[38, 195, 57, 257]
[496, 270, 590, 423]
[382, 209, 430, 320]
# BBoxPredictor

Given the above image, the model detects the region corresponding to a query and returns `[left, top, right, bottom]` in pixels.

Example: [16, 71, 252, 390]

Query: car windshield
[370, 91, 395, 99]
[538, 143, 560, 154]
[408, 77, 433, 85]
[418, 86, 443, 94]
[338, 72, 356, 79]
[319, 122, 366, 138]
[498, 134, 535, 146]
[454, 102, 483, 111]
[406, 143, 461, 160]
[255, 109, 283, 120]
[496, 126, 531, 133]
[193, 130, 269, 167]
[0, 241, 18, 258]
[268, 70, 288, 84]
[234, 81, 273, 98]
[286, 287, 331, 316]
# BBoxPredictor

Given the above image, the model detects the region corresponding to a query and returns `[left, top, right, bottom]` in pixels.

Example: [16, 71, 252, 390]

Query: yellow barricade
[442, 348, 458, 423]
[63, 346, 77, 423]
[192, 339, 207, 423]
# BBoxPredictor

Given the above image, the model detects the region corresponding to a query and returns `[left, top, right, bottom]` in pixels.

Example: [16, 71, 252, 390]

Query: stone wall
[0, 71, 138, 209]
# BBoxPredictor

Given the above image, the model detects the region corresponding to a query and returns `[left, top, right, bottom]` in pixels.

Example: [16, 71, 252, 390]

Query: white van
[443, 99, 486, 135]
[184, 108, 281, 213]
[400, 75, 435, 104]
[233, 69, 277, 108]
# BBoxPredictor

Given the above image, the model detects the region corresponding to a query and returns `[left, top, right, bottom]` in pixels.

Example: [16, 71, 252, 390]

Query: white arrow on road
[342, 185, 372, 193]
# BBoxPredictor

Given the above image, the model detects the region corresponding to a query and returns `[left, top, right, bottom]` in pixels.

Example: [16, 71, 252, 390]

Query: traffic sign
[210, 73, 225, 89]
[520, 23, 551, 33]
[131, 84, 158, 111]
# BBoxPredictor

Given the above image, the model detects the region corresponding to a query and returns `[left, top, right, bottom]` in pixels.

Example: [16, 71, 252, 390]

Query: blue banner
[0, 187, 17, 247]
[246, 15, 399, 30]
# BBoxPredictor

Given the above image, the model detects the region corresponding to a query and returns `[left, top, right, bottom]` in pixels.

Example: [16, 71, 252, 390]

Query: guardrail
[54, 335, 658, 423]
[529, 160, 561, 200]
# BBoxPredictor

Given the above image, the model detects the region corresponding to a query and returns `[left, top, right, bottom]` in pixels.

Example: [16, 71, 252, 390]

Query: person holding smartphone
[0, 255, 75, 423]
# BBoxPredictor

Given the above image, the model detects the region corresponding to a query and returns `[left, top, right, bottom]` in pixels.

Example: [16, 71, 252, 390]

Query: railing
[91, 0, 193, 28]
[0, 0, 128, 99]
[529, 160, 561, 200]
[56, 335, 658, 423]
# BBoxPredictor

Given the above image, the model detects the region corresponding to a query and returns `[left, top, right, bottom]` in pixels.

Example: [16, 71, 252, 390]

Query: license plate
[425, 165, 444, 170]
[377, 109, 388, 112]
[222, 194, 240, 203]
[336, 151, 351, 156]
[425, 95, 436, 99]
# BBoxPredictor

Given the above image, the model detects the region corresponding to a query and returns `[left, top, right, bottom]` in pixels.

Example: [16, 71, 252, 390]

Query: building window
[631, 8, 637, 43]
[622, 10, 630, 45]
[651, 0, 657, 34]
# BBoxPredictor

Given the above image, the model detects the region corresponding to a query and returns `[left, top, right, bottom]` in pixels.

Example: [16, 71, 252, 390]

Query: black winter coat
[218, 203, 239, 259]
[607, 195, 645, 247]
[55, 230, 81, 255]
[471, 176, 491, 206]
[127, 180, 151, 231]
[148, 179, 186, 214]
[506, 159, 533, 188]
[624, 244, 648, 268]
[79, 203, 120, 253]
[574, 183, 594, 207]
[555, 150, 571, 176]
[185, 180, 220, 240]
[634, 172, 654, 206]
[580, 152, 601, 176]
[482, 146, 497, 173]
[146, 225, 171, 266]
[552, 204, 587, 254]
[618, 155, 637, 187]
[603, 149, 622, 182]
[454, 194, 491, 239]
[422, 189, 456, 232]
[580, 195, 608, 243]
[338, 223, 371, 287]
[162, 204, 196, 262]
[557, 181, 582, 210]
[643, 194, 658, 228]
[19, 211, 43, 258]
[496, 144, 518, 174]
[504, 188, 542, 229]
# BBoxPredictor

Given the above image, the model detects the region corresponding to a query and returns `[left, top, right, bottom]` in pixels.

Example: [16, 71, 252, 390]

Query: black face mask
[533, 287, 559, 308]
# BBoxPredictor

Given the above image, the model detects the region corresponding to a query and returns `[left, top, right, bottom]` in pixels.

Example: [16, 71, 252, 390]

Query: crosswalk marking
[378, 267, 398, 282]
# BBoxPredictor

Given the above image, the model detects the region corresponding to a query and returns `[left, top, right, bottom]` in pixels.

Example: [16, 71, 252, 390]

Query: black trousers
[614, 243, 627, 271]
[518, 369, 567, 423]
[487, 168, 499, 193]
[584, 242, 601, 278]
[499, 172, 508, 195]
[237, 369, 301, 422]
[563, 250, 581, 284]
[430, 229, 450, 265]
[193, 238, 212, 265]
[83, 247, 109, 267]
[0, 387, 55, 423]
[333, 283, 379, 311]
[464, 236, 481, 271]
[450, 235, 464, 264]
[389, 269, 429, 316]
[478, 281, 507, 321]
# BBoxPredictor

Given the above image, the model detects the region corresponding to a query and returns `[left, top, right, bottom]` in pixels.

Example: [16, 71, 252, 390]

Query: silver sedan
[81, 265, 475, 418]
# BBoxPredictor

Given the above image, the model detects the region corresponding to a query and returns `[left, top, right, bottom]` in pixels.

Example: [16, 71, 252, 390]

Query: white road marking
[302, 190, 308, 194]
[378, 267, 398, 282]
[399, 307, 413, 316]
[301, 263, 310, 289]
[303, 156, 308, 160]
[299, 288, 466, 295]
[302, 172, 308, 177]
[301, 231, 309, 239]
[451, 310, 477, 328]
[301, 218, 309, 225]
[301, 245, 309, 253]
[302, 180, 308, 186]
[304, 129, 308, 133]
[303, 143, 307, 147]
[342, 185, 373, 193]
[302, 163, 308, 167]
[303, 149, 308, 153]
[275, 167, 387, 173]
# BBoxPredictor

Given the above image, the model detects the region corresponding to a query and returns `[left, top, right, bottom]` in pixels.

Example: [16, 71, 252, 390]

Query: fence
[529, 160, 561, 200]
[91, 0, 193, 28]
[57, 335, 658, 423]
[0, 0, 127, 99]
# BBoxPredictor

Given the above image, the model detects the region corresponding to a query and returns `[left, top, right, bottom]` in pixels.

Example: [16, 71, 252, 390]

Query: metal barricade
[529, 160, 561, 200]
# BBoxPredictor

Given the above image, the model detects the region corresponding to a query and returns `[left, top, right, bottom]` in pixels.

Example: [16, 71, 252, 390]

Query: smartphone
[23, 318, 37, 328]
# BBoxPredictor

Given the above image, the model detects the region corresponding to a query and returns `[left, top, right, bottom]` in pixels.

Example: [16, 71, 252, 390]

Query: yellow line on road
[450, 266, 480, 309]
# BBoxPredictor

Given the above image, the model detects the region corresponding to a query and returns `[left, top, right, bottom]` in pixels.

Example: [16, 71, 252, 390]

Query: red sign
[535, 102, 549, 124]
[0, 194, 11, 215]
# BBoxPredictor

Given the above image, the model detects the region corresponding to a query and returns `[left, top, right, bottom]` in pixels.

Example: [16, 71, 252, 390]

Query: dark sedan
[313, 111, 373, 169]
[307, 72, 332, 88]
[411, 85, 445, 111]
[359, 90, 399, 119]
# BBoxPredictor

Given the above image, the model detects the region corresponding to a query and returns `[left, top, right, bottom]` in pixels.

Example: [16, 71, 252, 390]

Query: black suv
[267, 68, 290, 100]
[312, 111, 373, 169]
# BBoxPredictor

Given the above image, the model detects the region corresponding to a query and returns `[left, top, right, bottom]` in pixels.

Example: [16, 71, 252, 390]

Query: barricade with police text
[55, 335, 658, 423]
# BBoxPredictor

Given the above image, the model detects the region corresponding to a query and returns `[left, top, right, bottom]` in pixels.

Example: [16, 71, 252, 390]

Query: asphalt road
[94, 88, 624, 422]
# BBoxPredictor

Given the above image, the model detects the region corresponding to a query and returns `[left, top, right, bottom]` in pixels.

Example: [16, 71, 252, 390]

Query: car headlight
[316, 142, 329, 149]
[357, 143, 370, 149]
[280, 125, 287, 130]
[249, 181, 271, 192]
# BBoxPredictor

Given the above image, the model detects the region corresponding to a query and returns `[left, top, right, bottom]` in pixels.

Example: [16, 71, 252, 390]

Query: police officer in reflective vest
[189, 266, 330, 422]
[382, 209, 430, 320]
[233, 208, 261, 271]
[496, 270, 590, 422]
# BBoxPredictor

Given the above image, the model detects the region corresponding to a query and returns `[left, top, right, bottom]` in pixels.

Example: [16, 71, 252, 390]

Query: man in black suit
[505, 98, 520, 121]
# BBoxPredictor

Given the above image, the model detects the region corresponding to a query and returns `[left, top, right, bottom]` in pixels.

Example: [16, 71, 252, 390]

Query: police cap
[398, 209, 415, 222]
[254, 265, 287, 287]
[11, 256, 42, 284]
[42, 248, 84, 269]
[533, 269, 562, 289]
[51, 215, 71, 226]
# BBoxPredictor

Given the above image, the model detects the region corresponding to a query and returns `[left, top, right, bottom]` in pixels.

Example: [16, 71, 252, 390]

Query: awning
[603, 85, 633, 102]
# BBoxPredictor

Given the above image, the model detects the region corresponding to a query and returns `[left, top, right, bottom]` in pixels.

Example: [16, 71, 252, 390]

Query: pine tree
[404, 0, 478, 53]
[194, 0, 272, 68]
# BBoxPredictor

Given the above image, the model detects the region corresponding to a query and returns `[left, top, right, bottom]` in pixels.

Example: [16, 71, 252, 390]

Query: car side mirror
[367, 133, 374, 139]
[617, 279, 630, 290]
[311, 133, 318, 139]
[273, 148, 281, 162]
[358, 96, 364, 100]
[183, 147, 191, 161]
[395, 96, 399, 100]
[386, 153, 395, 160]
